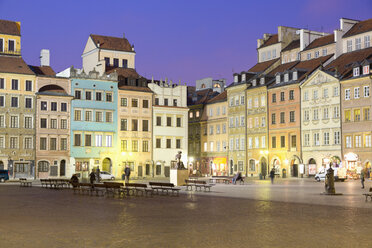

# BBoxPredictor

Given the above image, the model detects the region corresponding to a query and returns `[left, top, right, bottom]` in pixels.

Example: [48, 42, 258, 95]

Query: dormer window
[293, 71, 298, 80]
[260, 77, 265, 85]
[353, 67, 360, 77]
[363, 65, 370, 75]
[242, 74, 246, 82]
[284, 73, 289, 82]
[252, 79, 257, 86]
[307, 53, 311, 60]
[234, 75, 238, 83]
[315, 51, 320, 58]
[276, 75, 280, 84]
[272, 49, 276, 58]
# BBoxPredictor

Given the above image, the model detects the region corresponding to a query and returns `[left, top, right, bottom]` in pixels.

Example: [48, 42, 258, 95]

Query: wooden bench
[75, 183, 94, 195]
[149, 182, 180, 196]
[124, 183, 153, 196]
[209, 177, 228, 184]
[104, 182, 124, 197]
[40, 179, 51, 188]
[19, 178, 32, 187]
[363, 187, 372, 201]
[92, 184, 106, 196]
[186, 179, 213, 192]
[185, 179, 197, 191]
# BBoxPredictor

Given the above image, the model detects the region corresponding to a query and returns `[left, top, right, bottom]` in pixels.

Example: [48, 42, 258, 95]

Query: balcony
[0, 48, 21, 56]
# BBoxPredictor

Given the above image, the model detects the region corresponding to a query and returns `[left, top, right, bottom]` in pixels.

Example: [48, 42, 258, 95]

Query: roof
[90, 34, 134, 52]
[106, 67, 140, 78]
[188, 88, 219, 105]
[0, 56, 34, 75]
[259, 34, 279, 48]
[325, 47, 372, 79]
[267, 61, 299, 76]
[29, 65, 55, 76]
[118, 85, 153, 93]
[207, 91, 227, 104]
[303, 34, 334, 51]
[0, 19, 20, 36]
[282, 39, 300, 52]
[248, 58, 280, 73]
[343, 18, 372, 38]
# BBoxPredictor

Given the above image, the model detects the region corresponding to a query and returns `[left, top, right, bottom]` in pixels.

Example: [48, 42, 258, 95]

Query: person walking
[269, 168, 275, 184]
[96, 167, 101, 183]
[89, 169, 96, 188]
[361, 168, 365, 189]
[124, 165, 131, 184]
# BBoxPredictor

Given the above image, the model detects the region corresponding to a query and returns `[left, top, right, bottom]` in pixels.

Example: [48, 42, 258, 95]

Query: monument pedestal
[170, 169, 189, 186]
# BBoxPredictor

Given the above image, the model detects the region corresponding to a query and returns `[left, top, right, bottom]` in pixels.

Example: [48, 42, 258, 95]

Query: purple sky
[1, 0, 371, 85]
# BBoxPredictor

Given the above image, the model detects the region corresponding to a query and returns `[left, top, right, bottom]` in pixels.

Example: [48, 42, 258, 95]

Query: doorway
[102, 158, 112, 173]
[260, 157, 267, 178]
[60, 160, 66, 177]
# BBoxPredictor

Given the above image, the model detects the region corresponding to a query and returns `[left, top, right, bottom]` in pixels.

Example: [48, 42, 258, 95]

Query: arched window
[201, 84, 206, 88]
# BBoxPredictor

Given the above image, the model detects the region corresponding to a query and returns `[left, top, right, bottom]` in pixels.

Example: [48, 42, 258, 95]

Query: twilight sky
[0, 0, 371, 85]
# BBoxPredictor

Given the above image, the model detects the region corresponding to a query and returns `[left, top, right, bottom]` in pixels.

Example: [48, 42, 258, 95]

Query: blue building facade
[69, 71, 118, 178]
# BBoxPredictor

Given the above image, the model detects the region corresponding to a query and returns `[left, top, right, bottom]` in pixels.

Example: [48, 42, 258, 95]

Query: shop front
[344, 152, 361, 179]
[75, 160, 90, 179]
[211, 157, 228, 176]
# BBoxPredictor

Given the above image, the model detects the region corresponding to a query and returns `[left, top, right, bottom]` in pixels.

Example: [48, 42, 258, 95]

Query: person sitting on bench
[232, 172, 243, 184]
[70, 174, 79, 188]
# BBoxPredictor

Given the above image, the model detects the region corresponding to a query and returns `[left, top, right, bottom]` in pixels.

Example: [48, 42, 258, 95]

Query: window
[51, 102, 57, 111]
[143, 140, 149, 152]
[167, 117, 172, 127]
[95, 135, 102, 147]
[261, 117, 266, 127]
[222, 106, 226, 115]
[271, 113, 276, 124]
[355, 38, 361, 50]
[272, 136, 276, 148]
[304, 134, 310, 146]
[247, 98, 252, 109]
[261, 136, 266, 148]
[241, 116, 245, 126]
[40, 137, 47, 150]
[229, 117, 234, 127]
[254, 117, 258, 127]
[345, 89, 350, 100]
[120, 119, 128, 131]
[347, 40, 352, 52]
[276, 75, 280, 84]
[323, 88, 328, 98]
[164, 98, 168, 106]
[313, 109, 319, 120]
[155, 98, 159, 106]
[272, 93, 276, 103]
[85, 110, 92, 121]
[354, 87, 360, 98]
[61, 119, 67, 129]
[304, 91, 309, 101]
[334, 131, 340, 145]
[156, 138, 161, 148]
[142, 99, 149, 108]
[122, 59, 128, 68]
[333, 86, 339, 97]
[280, 112, 285, 123]
[355, 135, 362, 148]
[313, 90, 318, 100]
[315, 51, 319, 58]
[49, 138, 57, 150]
[209, 126, 214, 135]
[237, 138, 240, 150]
[323, 108, 329, 119]
[364, 86, 370, 97]
[132, 119, 138, 131]
[209, 108, 213, 117]
[291, 135, 296, 148]
[106, 135, 112, 147]
[61, 138, 67, 150]
[61, 103, 67, 112]
[121, 98, 127, 107]
[176, 117, 181, 127]
[289, 90, 294, 100]
[222, 124, 226, 133]
[11, 79, 18, 90]
[196, 111, 200, 117]
[240, 96, 245, 105]
[95, 111, 103, 122]
[10, 116, 18, 128]
[41, 101, 47, 110]
[204, 142, 208, 152]
[25, 80, 32, 91]
[0, 115, 4, 128]
[216, 125, 220, 134]
[75, 90, 81, 99]
[50, 119, 57, 129]
[113, 58, 119, 67]
[280, 92, 285, 101]
[273, 49, 276, 58]
[121, 140, 128, 151]
[172, 99, 178, 107]
[9, 137, 18, 149]
[255, 137, 259, 148]
[106, 93, 112, 102]
[74, 134, 81, 146]
[85, 91, 92, 100]
[364, 108, 370, 121]
[307, 53, 311, 60]
[314, 133, 320, 146]
[96, 92, 102, 101]
[40, 118, 47, 128]
[104, 57, 110, 66]
[304, 110, 309, 121]
[143, 120, 149, 131]
[25, 117, 32, 129]
[322, 48, 327, 56]
[156, 116, 161, 126]
[0, 95, 3, 107]
[131, 98, 138, 107]
[0, 39, 2, 53]
[25, 98, 32, 109]
[280, 136, 285, 148]
[353, 67, 360, 77]
[105, 112, 112, 123]
[324, 132, 329, 145]
[166, 139, 171, 148]
[11, 97, 18, 107]
[354, 109, 361, 121]
[345, 110, 351, 122]
[23, 137, 32, 149]
[290, 111, 295, 122]
[365, 35, 371, 48]
[346, 136, 352, 148]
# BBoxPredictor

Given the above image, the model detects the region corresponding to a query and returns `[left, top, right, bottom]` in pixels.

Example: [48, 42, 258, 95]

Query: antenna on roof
[123, 33, 125, 38]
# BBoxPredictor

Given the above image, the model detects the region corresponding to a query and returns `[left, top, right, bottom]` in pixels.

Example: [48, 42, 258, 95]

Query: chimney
[40, 49, 50, 67]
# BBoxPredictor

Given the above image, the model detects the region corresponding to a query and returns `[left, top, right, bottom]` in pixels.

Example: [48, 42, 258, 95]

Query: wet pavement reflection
[0, 185, 372, 248]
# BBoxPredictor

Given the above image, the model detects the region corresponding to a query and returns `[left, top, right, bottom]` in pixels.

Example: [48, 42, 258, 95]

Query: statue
[175, 151, 185, 170]
[324, 166, 336, 194]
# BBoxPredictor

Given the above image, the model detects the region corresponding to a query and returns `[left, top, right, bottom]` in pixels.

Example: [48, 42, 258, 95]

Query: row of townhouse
[189, 17, 372, 178]
[0, 19, 188, 179]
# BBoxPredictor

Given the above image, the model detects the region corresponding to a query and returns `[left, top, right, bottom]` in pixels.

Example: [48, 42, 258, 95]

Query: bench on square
[19, 178, 32, 187]
[40, 179, 51, 188]
[362, 187, 372, 201]
[185, 179, 213, 192]
[149, 182, 180, 196]
[124, 183, 154, 197]
[92, 184, 106, 196]
[103, 182, 124, 198]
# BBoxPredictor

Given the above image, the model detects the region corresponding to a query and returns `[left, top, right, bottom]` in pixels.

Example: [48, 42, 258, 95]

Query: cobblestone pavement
[1, 180, 372, 248]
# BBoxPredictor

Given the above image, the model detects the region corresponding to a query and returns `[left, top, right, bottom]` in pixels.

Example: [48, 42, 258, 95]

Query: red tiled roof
[282, 39, 300, 52]
[106, 67, 140, 78]
[303, 34, 334, 51]
[259, 34, 279, 48]
[118, 85, 153, 93]
[0, 56, 34, 75]
[343, 18, 372, 38]
[90, 34, 134, 52]
[248, 58, 280, 73]
[297, 54, 334, 81]
[207, 91, 227, 104]
[0, 19, 20, 36]
[325, 47, 372, 79]
[29, 65, 55, 76]
[267, 61, 299, 76]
